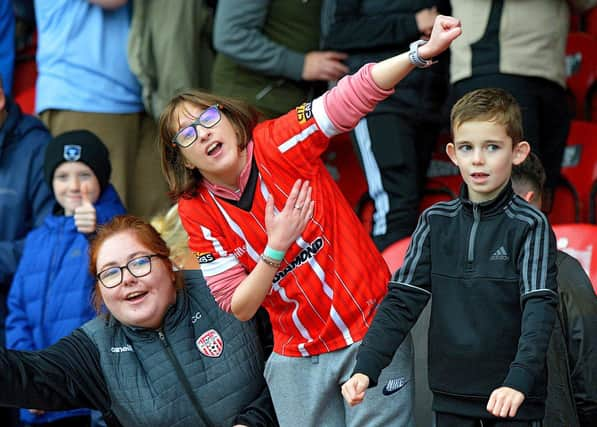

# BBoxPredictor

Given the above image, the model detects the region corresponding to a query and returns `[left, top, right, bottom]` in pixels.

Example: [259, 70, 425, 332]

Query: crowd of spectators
[0, 1, 596, 426]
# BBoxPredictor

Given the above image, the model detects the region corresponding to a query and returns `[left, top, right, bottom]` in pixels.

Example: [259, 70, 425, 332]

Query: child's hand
[74, 182, 97, 234]
[265, 179, 313, 253]
[418, 15, 462, 59]
[486, 386, 525, 418]
[341, 373, 370, 406]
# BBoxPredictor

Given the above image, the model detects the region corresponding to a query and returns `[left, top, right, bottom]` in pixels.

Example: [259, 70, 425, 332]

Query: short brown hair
[511, 152, 546, 198]
[158, 90, 261, 199]
[451, 88, 523, 145]
[89, 215, 184, 313]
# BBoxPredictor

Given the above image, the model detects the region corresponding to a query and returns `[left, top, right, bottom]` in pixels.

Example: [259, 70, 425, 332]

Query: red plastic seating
[553, 223, 597, 295]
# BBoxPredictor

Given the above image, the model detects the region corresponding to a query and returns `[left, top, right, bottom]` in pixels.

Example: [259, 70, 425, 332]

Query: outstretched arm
[316, 14, 461, 136]
[0, 329, 109, 413]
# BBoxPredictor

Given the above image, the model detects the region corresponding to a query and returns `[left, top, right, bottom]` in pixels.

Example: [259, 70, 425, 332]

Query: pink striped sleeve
[323, 63, 395, 133]
[204, 264, 248, 312]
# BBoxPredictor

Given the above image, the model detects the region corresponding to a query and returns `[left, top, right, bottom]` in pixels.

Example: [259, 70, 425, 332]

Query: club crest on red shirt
[196, 329, 224, 358]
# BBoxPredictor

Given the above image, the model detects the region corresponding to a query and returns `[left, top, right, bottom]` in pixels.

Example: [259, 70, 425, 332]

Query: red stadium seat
[555, 120, 597, 223]
[420, 177, 458, 212]
[382, 236, 412, 274]
[549, 177, 581, 224]
[552, 224, 597, 295]
[565, 32, 597, 121]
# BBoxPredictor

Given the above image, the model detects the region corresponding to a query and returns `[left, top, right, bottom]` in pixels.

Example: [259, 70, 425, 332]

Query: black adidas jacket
[354, 183, 558, 420]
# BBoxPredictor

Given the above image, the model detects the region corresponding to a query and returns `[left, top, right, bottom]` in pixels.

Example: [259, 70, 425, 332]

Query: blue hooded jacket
[6, 184, 125, 424]
[0, 97, 53, 344]
[0, 98, 53, 288]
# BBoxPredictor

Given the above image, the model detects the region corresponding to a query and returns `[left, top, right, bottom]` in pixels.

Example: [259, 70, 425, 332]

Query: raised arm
[318, 14, 461, 136]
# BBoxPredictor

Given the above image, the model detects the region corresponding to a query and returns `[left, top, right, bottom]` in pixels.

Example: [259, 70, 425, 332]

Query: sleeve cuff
[502, 366, 535, 395]
[352, 349, 385, 388]
[280, 50, 305, 81]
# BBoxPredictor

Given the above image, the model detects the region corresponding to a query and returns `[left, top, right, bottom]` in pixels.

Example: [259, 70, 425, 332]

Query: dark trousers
[0, 408, 19, 427]
[434, 411, 543, 427]
[453, 74, 571, 209]
[352, 113, 439, 252]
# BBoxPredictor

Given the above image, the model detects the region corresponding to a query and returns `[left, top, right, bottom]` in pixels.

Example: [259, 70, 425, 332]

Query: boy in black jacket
[342, 88, 558, 426]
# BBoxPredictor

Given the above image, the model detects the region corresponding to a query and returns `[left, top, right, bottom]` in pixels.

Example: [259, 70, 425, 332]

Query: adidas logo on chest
[490, 246, 509, 261]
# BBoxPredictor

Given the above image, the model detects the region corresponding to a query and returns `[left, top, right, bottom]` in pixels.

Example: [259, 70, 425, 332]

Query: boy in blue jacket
[342, 88, 558, 426]
[6, 130, 125, 426]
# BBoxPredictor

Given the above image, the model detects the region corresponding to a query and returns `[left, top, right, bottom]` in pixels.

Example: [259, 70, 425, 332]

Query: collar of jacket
[459, 180, 515, 217]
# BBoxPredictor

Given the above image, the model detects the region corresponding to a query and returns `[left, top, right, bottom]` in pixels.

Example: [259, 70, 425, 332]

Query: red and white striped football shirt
[179, 66, 393, 356]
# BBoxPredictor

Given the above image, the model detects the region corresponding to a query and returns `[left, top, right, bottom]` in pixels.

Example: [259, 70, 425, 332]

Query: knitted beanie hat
[44, 130, 111, 191]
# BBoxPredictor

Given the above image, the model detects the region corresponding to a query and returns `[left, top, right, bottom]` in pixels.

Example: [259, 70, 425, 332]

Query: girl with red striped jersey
[158, 15, 462, 427]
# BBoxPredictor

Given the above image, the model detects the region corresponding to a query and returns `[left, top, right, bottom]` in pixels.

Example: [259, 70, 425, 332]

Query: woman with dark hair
[0, 215, 277, 427]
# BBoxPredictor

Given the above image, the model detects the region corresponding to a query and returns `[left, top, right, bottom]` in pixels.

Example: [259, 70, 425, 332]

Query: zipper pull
[157, 329, 168, 346]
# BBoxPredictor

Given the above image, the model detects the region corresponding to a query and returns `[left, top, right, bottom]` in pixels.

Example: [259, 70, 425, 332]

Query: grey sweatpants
[264, 335, 415, 427]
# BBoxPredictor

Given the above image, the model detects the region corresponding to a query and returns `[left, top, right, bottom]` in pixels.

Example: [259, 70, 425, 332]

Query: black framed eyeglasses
[97, 254, 161, 289]
[171, 104, 222, 148]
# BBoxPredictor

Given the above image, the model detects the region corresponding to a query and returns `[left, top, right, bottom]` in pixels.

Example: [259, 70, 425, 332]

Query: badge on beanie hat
[44, 130, 111, 191]
[63, 145, 82, 161]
